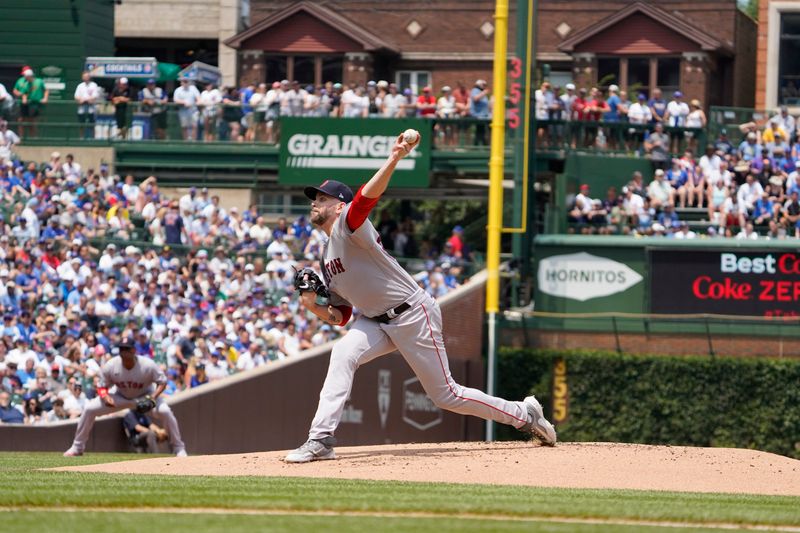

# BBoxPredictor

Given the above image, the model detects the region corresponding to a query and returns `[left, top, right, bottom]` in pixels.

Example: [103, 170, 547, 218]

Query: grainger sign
[278, 117, 431, 187]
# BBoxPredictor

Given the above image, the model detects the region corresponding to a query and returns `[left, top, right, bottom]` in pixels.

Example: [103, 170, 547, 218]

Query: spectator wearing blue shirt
[648, 87, 667, 123]
[0, 391, 24, 424]
[665, 159, 689, 207]
[15, 358, 37, 388]
[657, 203, 680, 231]
[738, 132, 763, 162]
[469, 79, 490, 145]
[15, 310, 36, 343]
[190, 364, 208, 388]
[752, 192, 777, 225]
[41, 217, 66, 241]
[604, 85, 621, 122]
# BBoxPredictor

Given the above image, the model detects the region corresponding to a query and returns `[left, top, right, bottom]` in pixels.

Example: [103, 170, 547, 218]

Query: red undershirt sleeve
[333, 305, 352, 326]
[346, 185, 380, 232]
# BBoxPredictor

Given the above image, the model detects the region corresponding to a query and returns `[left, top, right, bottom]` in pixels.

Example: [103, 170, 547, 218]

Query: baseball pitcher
[284, 131, 556, 463]
[64, 336, 186, 457]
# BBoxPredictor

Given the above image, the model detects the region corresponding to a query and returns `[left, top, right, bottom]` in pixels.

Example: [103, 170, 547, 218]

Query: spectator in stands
[644, 123, 670, 170]
[736, 222, 759, 240]
[0, 390, 24, 423]
[13, 67, 48, 138]
[569, 184, 607, 225]
[0, 120, 20, 163]
[0, 80, 11, 121]
[110, 78, 134, 140]
[648, 87, 667, 124]
[74, 72, 99, 140]
[416, 86, 437, 118]
[781, 190, 800, 237]
[647, 169, 673, 209]
[722, 185, 746, 231]
[199, 83, 222, 142]
[665, 159, 689, 208]
[469, 79, 490, 145]
[446, 226, 464, 259]
[707, 178, 730, 227]
[715, 129, 735, 156]
[738, 132, 762, 162]
[673, 221, 696, 240]
[140, 79, 168, 141]
[626, 94, 652, 151]
[174, 79, 200, 141]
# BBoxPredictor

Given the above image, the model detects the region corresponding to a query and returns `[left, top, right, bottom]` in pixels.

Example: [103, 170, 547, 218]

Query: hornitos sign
[537, 252, 642, 301]
[279, 117, 431, 187]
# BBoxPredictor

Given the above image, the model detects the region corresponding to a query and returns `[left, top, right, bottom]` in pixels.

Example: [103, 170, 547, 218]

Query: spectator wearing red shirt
[416, 86, 437, 118]
[453, 82, 470, 117]
[446, 225, 464, 258]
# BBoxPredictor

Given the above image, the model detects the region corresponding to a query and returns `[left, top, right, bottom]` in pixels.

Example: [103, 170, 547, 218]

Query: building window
[292, 56, 316, 85]
[597, 58, 620, 89]
[627, 57, 650, 95]
[263, 55, 344, 86]
[264, 55, 287, 83]
[397, 71, 431, 95]
[779, 13, 800, 105]
[595, 56, 680, 98]
[657, 57, 681, 96]
[321, 56, 343, 84]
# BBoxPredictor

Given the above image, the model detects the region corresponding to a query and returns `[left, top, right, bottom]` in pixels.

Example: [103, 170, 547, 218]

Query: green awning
[157, 62, 182, 82]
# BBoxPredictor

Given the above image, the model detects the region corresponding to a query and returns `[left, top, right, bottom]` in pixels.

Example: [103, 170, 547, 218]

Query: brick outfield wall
[504, 328, 800, 358]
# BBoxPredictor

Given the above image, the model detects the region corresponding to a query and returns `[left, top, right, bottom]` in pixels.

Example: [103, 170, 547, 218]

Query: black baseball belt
[373, 302, 411, 324]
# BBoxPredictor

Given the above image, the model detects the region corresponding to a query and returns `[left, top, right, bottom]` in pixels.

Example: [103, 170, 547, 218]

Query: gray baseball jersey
[305, 199, 531, 445]
[321, 203, 424, 317]
[99, 355, 166, 399]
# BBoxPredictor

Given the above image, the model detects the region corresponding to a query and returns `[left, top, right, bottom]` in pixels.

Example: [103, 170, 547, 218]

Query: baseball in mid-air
[403, 129, 420, 144]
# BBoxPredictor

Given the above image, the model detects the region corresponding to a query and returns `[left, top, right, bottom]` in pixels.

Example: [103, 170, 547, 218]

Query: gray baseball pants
[70, 393, 185, 453]
[308, 296, 529, 441]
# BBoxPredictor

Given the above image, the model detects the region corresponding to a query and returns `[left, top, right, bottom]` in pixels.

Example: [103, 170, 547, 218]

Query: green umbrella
[157, 62, 182, 82]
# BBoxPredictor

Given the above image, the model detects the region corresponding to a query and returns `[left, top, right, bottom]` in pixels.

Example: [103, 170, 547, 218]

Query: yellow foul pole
[485, 0, 509, 441]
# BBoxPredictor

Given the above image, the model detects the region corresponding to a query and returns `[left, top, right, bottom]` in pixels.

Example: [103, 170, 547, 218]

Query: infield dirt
[55, 441, 800, 496]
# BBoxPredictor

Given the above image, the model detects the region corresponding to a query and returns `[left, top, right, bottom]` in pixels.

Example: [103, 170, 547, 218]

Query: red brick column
[680, 52, 710, 108]
[343, 53, 374, 86]
[572, 53, 596, 90]
[238, 50, 265, 88]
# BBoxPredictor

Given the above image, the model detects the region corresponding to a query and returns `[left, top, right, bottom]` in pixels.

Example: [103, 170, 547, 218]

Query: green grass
[1, 452, 799, 532]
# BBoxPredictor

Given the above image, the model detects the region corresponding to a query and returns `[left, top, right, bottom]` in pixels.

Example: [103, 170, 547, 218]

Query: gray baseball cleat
[284, 437, 336, 463]
[521, 395, 557, 446]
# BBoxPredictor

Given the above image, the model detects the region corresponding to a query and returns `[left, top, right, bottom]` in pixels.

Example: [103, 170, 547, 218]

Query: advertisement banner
[278, 117, 431, 187]
[650, 249, 800, 317]
[40, 65, 66, 100]
[533, 246, 646, 314]
[85, 57, 158, 79]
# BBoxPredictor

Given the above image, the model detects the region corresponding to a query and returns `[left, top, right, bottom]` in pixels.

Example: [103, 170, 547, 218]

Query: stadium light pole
[485, 0, 509, 442]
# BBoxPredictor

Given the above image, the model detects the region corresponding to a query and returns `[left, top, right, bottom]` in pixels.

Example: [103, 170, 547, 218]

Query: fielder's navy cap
[304, 180, 354, 203]
[118, 336, 135, 349]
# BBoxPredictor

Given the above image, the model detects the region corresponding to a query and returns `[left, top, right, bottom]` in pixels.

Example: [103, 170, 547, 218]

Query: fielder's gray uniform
[69, 355, 185, 453]
[308, 204, 529, 440]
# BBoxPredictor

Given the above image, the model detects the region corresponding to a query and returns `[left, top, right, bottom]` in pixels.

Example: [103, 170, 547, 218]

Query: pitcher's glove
[135, 395, 156, 415]
[293, 267, 330, 300]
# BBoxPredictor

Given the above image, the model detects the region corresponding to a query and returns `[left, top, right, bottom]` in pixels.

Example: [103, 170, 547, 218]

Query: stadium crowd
[0, 67, 494, 144]
[568, 102, 800, 239]
[0, 149, 469, 425]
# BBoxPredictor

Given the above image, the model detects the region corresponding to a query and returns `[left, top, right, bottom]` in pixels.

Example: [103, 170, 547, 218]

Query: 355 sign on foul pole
[278, 118, 432, 187]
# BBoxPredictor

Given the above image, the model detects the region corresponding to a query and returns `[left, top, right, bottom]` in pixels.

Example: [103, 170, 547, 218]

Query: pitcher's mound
[55, 441, 800, 496]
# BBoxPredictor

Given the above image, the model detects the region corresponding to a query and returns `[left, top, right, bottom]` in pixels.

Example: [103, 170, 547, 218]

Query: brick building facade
[755, 0, 800, 112]
[223, 0, 755, 107]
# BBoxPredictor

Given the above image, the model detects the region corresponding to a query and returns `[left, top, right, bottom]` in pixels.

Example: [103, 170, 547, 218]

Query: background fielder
[285, 131, 556, 463]
[64, 336, 186, 457]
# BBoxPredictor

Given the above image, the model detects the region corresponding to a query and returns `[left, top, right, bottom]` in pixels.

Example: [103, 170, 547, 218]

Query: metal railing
[507, 310, 800, 356]
[4, 100, 711, 156]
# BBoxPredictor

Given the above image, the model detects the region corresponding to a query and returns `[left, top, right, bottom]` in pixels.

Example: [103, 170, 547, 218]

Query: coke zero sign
[650, 250, 800, 317]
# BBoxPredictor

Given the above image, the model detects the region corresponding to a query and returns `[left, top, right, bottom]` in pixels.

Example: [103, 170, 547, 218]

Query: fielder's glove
[292, 267, 330, 303]
[135, 395, 156, 415]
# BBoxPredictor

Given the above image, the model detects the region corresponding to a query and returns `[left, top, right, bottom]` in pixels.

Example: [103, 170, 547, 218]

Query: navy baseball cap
[118, 336, 135, 349]
[304, 180, 353, 203]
